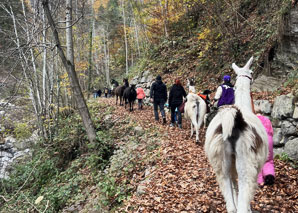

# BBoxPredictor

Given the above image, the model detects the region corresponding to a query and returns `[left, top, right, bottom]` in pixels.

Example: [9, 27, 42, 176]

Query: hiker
[256, 113, 275, 186]
[150, 75, 167, 124]
[213, 75, 235, 107]
[169, 79, 187, 128]
[136, 86, 146, 110]
[104, 87, 109, 98]
[198, 89, 212, 113]
[93, 88, 99, 98]
[97, 89, 102, 97]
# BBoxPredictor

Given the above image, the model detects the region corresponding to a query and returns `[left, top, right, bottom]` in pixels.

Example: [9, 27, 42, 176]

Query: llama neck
[234, 77, 252, 112]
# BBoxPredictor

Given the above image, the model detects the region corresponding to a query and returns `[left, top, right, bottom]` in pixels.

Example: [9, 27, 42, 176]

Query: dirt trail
[102, 98, 297, 213]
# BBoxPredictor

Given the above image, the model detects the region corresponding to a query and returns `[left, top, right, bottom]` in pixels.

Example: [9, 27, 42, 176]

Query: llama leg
[190, 122, 194, 138]
[236, 154, 258, 213]
[204, 114, 208, 128]
[217, 152, 237, 213]
[195, 122, 199, 143]
[231, 160, 238, 208]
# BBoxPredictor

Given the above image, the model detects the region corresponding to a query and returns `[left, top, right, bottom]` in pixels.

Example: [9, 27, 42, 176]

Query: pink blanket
[257, 115, 275, 184]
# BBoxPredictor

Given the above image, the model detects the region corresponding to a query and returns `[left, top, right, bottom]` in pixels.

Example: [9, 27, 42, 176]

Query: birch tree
[42, 0, 97, 143]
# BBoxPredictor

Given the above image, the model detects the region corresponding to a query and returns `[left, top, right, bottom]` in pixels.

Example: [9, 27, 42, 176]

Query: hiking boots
[163, 117, 166, 124]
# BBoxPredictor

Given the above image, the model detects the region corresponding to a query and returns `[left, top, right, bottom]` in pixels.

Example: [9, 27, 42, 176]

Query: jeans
[170, 104, 182, 124]
[93, 93, 98, 98]
[153, 100, 165, 121]
[138, 99, 143, 109]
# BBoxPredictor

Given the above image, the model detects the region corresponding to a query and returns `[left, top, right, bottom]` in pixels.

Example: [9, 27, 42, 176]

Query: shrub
[14, 122, 31, 140]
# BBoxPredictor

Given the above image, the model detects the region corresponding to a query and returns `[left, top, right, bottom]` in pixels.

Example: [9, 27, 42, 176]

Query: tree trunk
[88, 27, 93, 96]
[121, 0, 129, 75]
[42, 0, 97, 144]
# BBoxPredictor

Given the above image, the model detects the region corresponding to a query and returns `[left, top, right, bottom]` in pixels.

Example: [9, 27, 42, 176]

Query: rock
[0, 151, 13, 158]
[271, 118, 281, 128]
[253, 100, 272, 114]
[284, 138, 298, 161]
[146, 81, 152, 88]
[281, 120, 297, 136]
[145, 89, 150, 97]
[293, 103, 298, 119]
[272, 7, 298, 77]
[251, 75, 282, 92]
[5, 136, 16, 144]
[147, 75, 153, 83]
[142, 70, 150, 77]
[104, 114, 112, 121]
[130, 77, 139, 85]
[271, 94, 294, 119]
[273, 147, 284, 157]
[140, 76, 147, 83]
[273, 128, 283, 147]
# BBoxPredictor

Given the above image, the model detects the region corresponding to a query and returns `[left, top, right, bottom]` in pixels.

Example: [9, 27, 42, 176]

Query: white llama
[204, 57, 268, 213]
[187, 78, 196, 93]
[184, 93, 207, 143]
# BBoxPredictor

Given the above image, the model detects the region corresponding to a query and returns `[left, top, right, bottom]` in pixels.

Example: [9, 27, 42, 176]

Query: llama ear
[232, 63, 240, 74]
[244, 56, 254, 69]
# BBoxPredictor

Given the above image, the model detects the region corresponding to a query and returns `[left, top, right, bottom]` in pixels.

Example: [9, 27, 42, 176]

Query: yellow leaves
[198, 41, 211, 59]
[197, 28, 211, 40]
[93, 0, 109, 12]
[75, 61, 88, 72]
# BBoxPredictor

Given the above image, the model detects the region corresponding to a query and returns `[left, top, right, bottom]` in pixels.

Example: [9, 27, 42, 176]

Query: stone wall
[254, 94, 298, 162]
[130, 70, 155, 105]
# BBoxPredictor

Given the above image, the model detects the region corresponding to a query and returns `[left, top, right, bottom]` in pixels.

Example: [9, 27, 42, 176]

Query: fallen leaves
[101, 98, 298, 213]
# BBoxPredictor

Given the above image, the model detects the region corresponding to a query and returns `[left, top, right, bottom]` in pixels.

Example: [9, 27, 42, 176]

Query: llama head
[187, 78, 195, 86]
[232, 57, 254, 79]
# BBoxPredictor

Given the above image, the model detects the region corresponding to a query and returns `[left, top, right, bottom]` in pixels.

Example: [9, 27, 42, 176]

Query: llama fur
[204, 57, 268, 213]
[184, 93, 207, 143]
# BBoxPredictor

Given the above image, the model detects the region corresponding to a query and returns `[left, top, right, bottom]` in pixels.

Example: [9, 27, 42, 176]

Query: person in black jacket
[169, 79, 187, 128]
[150, 75, 167, 124]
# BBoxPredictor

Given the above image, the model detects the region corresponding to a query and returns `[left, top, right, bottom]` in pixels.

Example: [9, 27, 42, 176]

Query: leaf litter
[101, 98, 297, 213]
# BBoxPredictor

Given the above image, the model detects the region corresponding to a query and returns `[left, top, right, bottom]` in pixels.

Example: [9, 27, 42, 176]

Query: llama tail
[221, 107, 238, 141]
[196, 102, 200, 123]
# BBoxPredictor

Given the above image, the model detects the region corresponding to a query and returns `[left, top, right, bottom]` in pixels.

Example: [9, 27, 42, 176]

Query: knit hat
[223, 75, 231, 82]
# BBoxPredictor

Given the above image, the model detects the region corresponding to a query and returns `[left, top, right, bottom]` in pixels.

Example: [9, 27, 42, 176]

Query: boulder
[281, 120, 297, 136]
[271, 94, 294, 119]
[273, 128, 283, 147]
[293, 103, 298, 119]
[284, 138, 298, 161]
[146, 81, 152, 88]
[130, 76, 139, 85]
[145, 89, 150, 97]
[273, 147, 285, 158]
[251, 75, 281, 92]
[253, 100, 272, 114]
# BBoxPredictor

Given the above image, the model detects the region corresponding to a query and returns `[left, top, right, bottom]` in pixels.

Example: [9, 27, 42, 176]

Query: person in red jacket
[136, 86, 146, 110]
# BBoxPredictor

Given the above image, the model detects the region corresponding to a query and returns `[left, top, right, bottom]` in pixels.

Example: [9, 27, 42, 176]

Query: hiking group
[100, 57, 276, 213]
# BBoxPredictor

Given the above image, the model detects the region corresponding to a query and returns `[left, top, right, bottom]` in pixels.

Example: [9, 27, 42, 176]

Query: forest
[0, 0, 297, 212]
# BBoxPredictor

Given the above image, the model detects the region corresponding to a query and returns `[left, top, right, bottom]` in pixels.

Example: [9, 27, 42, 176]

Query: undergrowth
[0, 101, 115, 212]
[0, 100, 162, 212]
